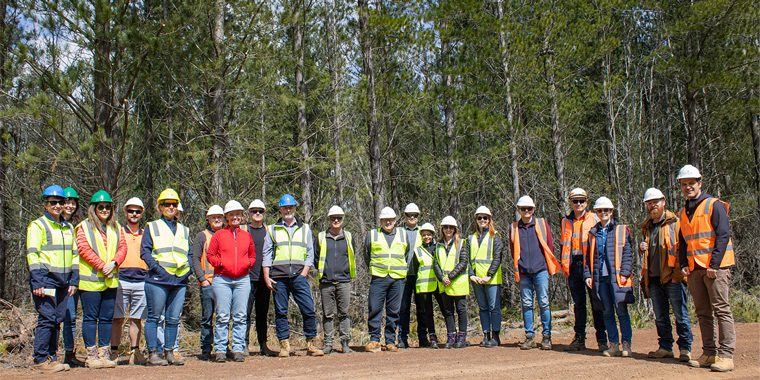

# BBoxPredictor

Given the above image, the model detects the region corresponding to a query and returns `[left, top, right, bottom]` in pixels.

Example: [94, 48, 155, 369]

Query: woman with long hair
[466, 206, 503, 347]
[433, 216, 469, 349]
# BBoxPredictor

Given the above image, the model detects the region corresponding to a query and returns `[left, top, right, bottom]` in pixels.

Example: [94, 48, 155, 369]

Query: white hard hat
[379, 207, 397, 219]
[440, 215, 458, 228]
[643, 188, 665, 203]
[676, 165, 702, 180]
[516, 195, 535, 208]
[224, 200, 244, 214]
[419, 223, 435, 233]
[177, 203, 184, 212]
[124, 197, 144, 210]
[593, 197, 615, 210]
[206, 204, 224, 216]
[474, 206, 492, 216]
[328, 205, 345, 216]
[404, 203, 420, 214]
[569, 188, 588, 199]
[248, 199, 266, 210]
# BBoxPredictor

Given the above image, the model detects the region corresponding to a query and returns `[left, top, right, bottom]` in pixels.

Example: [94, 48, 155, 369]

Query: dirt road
[5, 323, 758, 379]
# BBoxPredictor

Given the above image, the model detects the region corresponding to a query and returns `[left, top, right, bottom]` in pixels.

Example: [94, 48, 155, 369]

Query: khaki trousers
[688, 268, 736, 358]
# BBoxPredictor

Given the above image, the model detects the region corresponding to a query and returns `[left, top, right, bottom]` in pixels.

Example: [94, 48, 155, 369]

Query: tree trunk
[497, 0, 519, 216]
[0, 0, 9, 298]
[441, 19, 459, 221]
[211, 0, 226, 200]
[684, 85, 697, 165]
[603, 55, 622, 215]
[751, 111, 760, 215]
[543, 36, 567, 215]
[325, 0, 343, 205]
[293, 0, 311, 222]
[359, 0, 383, 221]
[93, 0, 120, 192]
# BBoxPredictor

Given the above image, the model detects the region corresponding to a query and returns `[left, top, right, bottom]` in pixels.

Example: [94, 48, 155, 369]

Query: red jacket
[206, 226, 256, 279]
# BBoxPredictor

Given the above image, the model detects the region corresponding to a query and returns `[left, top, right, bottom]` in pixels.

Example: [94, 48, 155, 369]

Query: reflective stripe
[570, 249, 584, 255]
[152, 246, 189, 255]
[417, 277, 437, 283]
[79, 273, 107, 283]
[274, 259, 305, 266]
[684, 231, 716, 241]
[369, 262, 406, 271]
[369, 227, 408, 279]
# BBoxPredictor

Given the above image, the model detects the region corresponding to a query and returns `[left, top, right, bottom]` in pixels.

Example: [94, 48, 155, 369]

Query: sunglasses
[571, 199, 586, 204]
[596, 208, 613, 214]
[47, 200, 65, 206]
[126, 209, 142, 215]
[405, 214, 419, 218]
[161, 202, 178, 208]
[330, 217, 343, 222]
[476, 216, 489, 221]
[97, 204, 112, 211]
[519, 207, 534, 212]
[249, 209, 265, 215]
[442, 225, 455, 230]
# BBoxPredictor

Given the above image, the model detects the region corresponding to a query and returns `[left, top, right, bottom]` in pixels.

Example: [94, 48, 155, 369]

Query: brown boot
[33, 357, 69, 373]
[165, 349, 185, 365]
[710, 357, 734, 372]
[146, 350, 168, 366]
[306, 338, 324, 356]
[278, 340, 291, 358]
[129, 348, 147, 365]
[98, 347, 117, 368]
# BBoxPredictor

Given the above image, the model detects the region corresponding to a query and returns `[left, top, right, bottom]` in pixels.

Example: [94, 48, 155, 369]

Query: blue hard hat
[41, 185, 66, 202]
[279, 194, 297, 207]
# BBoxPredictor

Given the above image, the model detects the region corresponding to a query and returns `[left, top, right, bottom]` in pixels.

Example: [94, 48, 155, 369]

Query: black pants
[441, 293, 467, 334]
[245, 280, 271, 346]
[399, 275, 429, 340]
[367, 275, 404, 344]
[417, 291, 444, 337]
[568, 258, 607, 343]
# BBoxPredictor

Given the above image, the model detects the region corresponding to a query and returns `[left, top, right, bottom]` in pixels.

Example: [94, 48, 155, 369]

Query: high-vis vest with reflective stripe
[469, 232, 502, 285]
[678, 198, 735, 270]
[369, 227, 408, 279]
[270, 223, 310, 267]
[588, 224, 632, 289]
[560, 211, 598, 276]
[27, 216, 75, 279]
[436, 239, 469, 296]
[148, 220, 190, 277]
[509, 218, 560, 282]
[317, 230, 356, 280]
[415, 246, 437, 293]
[641, 220, 678, 277]
[76, 220, 120, 291]
[199, 229, 215, 284]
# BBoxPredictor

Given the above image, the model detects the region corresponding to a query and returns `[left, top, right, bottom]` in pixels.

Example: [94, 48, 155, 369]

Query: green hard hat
[90, 190, 113, 204]
[63, 187, 79, 200]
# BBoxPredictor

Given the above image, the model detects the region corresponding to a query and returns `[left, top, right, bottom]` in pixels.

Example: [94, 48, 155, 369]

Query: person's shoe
[679, 349, 692, 362]
[86, 346, 106, 369]
[454, 332, 468, 348]
[428, 334, 439, 349]
[602, 342, 621, 357]
[99, 347, 117, 368]
[480, 332, 492, 347]
[564, 335, 586, 351]
[233, 352, 245, 362]
[621, 342, 632, 357]
[215, 352, 226, 363]
[199, 351, 212, 361]
[384, 343, 398, 352]
[247, 343, 256, 354]
[146, 350, 168, 366]
[710, 357, 734, 372]
[418, 336, 430, 348]
[278, 340, 291, 357]
[260, 343, 277, 357]
[491, 331, 501, 346]
[689, 354, 716, 368]
[365, 341, 382, 353]
[173, 350, 186, 361]
[243, 346, 249, 356]
[540, 335, 552, 350]
[341, 340, 354, 353]
[165, 349, 185, 365]
[598, 341, 609, 352]
[396, 338, 407, 349]
[64, 351, 86, 368]
[33, 357, 69, 373]
[648, 348, 674, 358]
[109, 348, 119, 361]
[307, 337, 324, 356]
[324, 343, 333, 355]
[129, 348, 147, 365]
[520, 334, 536, 350]
[443, 333, 456, 349]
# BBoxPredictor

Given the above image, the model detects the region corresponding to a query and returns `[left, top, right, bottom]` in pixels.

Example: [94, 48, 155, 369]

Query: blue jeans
[519, 270, 551, 337]
[272, 275, 317, 340]
[63, 291, 79, 351]
[598, 276, 632, 344]
[200, 284, 215, 353]
[80, 288, 117, 348]
[568, 258, 607, 343]
[649, 279, 692, 351]
[32, 286, 69, 363]
[473, 283, 501, 333]
[145, 282, 186, 351]
[156, 312, 181, 353]
[213, 275, 250, 353]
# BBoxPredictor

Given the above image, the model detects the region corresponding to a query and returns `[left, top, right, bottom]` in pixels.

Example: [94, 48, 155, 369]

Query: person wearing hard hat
[508, 196, 559, 350]
[638, 188, 693, 362]
[190, 204, 225, 360]
[412, 222, 444, 349]
[561, 187, 607, 352]
[27, 185, 76, 373]
[675, 165, 736, 372]
[262, 194, 323, 357]
[206, 200, 257, 363]
[583, 196, 634, 358]
[363, 207, 408, 353]
[110, 197, 150, 365]
[316, 206, 356, 354]
[433, 216, 469, 348]
[140, 188, 192, 366]
[398, 203, 427, 348]
[74, 191, 127, 369]
[176, 203, 184, 221]
[61, 187, 85, 368]
[466, 206, 503, 348]
[241, 199, 276, 356]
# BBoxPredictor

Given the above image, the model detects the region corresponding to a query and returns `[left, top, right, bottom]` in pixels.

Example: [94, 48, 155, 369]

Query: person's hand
[470, 276, 480, 283]
[481, 276, 491, 284]
[681, 267, 690, 277]
[639, 242, 648, 252]
[563, 271, 569, 279]
[300, 267, 310, 277]
[200, 280, 211, 287]
[32, 287, 44, 297]
[265, 276, 277, 292]
[68, 286, 77, 297]
[102, 261, 116, 276]
[442, 277, 452, 287]
[621, 275, 629, 283]
[706, 268, 718, 278]
[585, 278, 592, 288]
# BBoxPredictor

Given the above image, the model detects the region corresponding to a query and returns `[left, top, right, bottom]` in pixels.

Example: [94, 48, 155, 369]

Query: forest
[0, 0, 757, 316]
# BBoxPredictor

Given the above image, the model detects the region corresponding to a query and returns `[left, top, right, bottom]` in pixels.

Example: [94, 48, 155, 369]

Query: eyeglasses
[571, 199, 586, 205]
[442, 225, 455, 230]
[596, 208, 613, 214]
[519, 207, 534, 212]
[97, 204, 112, 211]
[405, 214, 419, 218]
[476, 216, 489, 221]
[161, 202, 178, 208]
[330, 217, 343, 222]
[126, 209, 142, 215]
[249, 209, 265, 215]
[47, 200, 65, 206]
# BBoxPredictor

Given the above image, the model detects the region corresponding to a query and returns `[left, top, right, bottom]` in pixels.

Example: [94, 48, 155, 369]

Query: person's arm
[620, 227, 633, 278]
[26, 222, 47, 292]
[449, 241, 469, 279]
[262, 229, 274, 267]
[248, 232, 256, 268]
[304, 228, 315, 269]
[487, 234, 503, 278]
[709, 201, 730, 269]
[191, 232, 206, 280]
[76, 227, 106, 271]
[113, 231, 128, 266]
[206, 233, 221, 268]
[583, 233, 593, 280]
[462, 238, 475, 277]
[363, 232, 372, 268]
[678, 227, 688, 272]
[432, 246, 445, 282]
[139, 225, 161, 272]
[544, 220, 554, 252]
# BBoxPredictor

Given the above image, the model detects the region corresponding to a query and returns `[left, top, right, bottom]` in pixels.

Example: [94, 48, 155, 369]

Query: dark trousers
[367, 275, 404, 344]
[417, 291, 444, 337]
[32, 286, 69, 363]
[649, 278, 693, 352]
[80, 288, 117, 348]
[199, 284, 215, 353]
[272, 275, 317, 340]
[399, 275, 429, 341]
[246, 280, 271, 347]
[441, 293, 467, 334]
[568, 258, 607, 343]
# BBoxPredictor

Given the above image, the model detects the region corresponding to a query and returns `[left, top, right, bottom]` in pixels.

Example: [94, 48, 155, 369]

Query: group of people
[26, 164, 737, 373]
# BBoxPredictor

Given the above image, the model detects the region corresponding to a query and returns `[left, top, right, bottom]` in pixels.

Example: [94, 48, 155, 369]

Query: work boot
[243, 345, 249, 356]
[602, 342, 621, 357]
[598, 341, 609, 352]
[260, 343, 278, 357]
[129, 348, 147, 365]
[99, 347, 117, 368]
[648, 348, 674, 358]
[64, 351, 86, 368]
[679, 349, 692, 362]
[384, 343, 398, 352]
[520, 334, 536, 350]
[710, 357, 734, 372]
[215, 352, 226, 363]
[341, 340, 354, 353]
[443, 333, 456, 349]
[324, 343, 333, 355]
[621, 341, 632, 357]
[146, 350, 168, 366]
[540, 335, 552, 350]
[689, 354, 716, 368]
[454, 332, 468, 348]
[86, 346, 105, 369]
[490, 331, 501, 347]
[428, 334, 439, 349]
[307, 338, 324, 356]
[364, 341, 382, 353]
[480, 332, 492, 347]
[564, 335, 586, 351]
[109, 347, 119, 362]
[247, 343, 256, 354]
[199, 351, 212, 361]
[33, 357, 69, 373]
[165, 349, 185, 365]
[278, 340, 291, 357]
[398, 338, 408, 349]
[233, 352, 245, 362]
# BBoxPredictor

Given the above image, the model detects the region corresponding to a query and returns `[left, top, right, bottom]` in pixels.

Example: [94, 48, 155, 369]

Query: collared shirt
[596, 223, 612, 277]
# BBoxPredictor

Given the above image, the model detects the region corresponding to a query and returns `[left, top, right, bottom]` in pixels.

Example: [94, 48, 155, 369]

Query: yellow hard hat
[157, 188, 180, 203]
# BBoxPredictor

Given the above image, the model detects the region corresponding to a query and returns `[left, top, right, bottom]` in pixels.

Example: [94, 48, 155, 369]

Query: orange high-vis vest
[199, 229, 215, 284]
[560, 211, 598, 276]
[120, 226, 147, 270]
[509, 218, 560, 282]
[587, 224, 632, 289]
[678, 198, 735, 270]
[640, 219, 678, 277]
